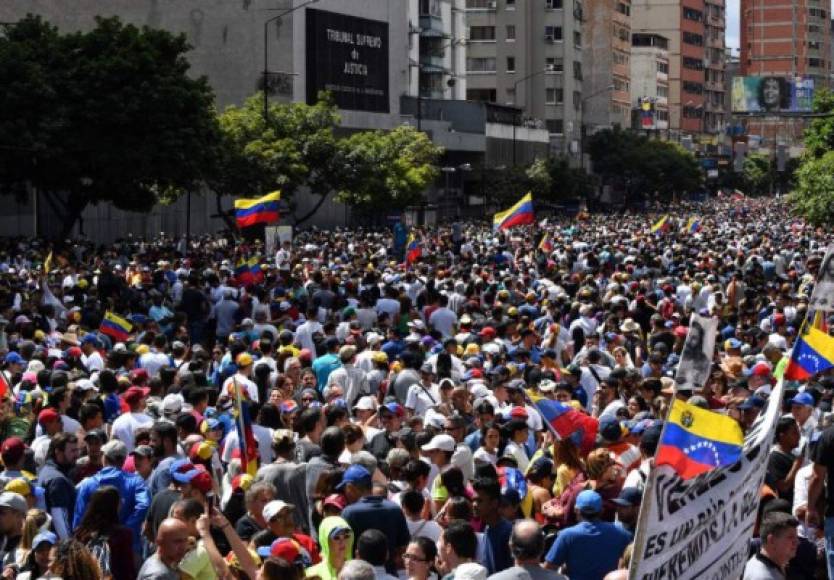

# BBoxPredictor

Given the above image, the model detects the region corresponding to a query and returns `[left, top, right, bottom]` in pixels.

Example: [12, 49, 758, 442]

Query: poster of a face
[810, 245, 834, 311]
[674, 314, 718, 393]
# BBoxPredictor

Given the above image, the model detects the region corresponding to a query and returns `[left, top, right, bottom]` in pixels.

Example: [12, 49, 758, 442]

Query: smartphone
[206, 492, 216, 515]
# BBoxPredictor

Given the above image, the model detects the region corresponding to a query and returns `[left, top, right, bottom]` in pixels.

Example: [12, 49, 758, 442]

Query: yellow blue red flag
[493, 193, 534, 231]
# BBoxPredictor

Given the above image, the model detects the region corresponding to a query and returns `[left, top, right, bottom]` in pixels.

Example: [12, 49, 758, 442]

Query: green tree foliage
[334, 125, 442, 210]
[527, 157, 596, 202]
[741, 153, 772, 196]
[587, 127, 702, 201]
[791, 88, 834, 225]
[0, 15, 220, 234]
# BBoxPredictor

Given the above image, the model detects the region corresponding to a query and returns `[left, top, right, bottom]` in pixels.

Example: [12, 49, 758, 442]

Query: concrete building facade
[583, 0, 631, 131]
[630, 33, 670, 133]
[407, 0, 467, 100]
[464, 0, 584, 161]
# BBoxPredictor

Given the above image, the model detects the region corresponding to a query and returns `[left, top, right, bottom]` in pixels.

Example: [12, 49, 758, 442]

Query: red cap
[469, 368, 483, 379]
[479, 327, 496, 339]
[750, 362, 772, 377]
[37, 408, 60, 426]
[123, 386, 150, 405]
[674, 326, 689, 339]
[130, 369, 149, 383]
[323, 493, 347, 510]
[773, 313, 786, 326]
[66, 347, 83, 358]
[270, 538, 302, 561]
[1, 437, 26, 464]
[190, 470, 213, 494]
[510, 406, 529, 420]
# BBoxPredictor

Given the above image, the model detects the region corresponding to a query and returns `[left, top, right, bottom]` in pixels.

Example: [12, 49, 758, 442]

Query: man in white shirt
[429, 295, 458, 339]
[222, 353, 260, 403]
[275, 240, 292, 272]
[294, 310, 324, 354]
[111, 387, 154, 452]
[79, 335, 104, 373]
[139, 334, 173, 378]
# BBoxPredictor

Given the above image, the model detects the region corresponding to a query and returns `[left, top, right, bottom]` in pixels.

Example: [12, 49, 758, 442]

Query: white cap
[353, 396, 377, 411]
[470, 384, 490, 400]
[421, 434, 456, 453]
[424, 409, 446, 430]
[365, 332, 383, 345]
[539, 379, 557, 393]
[262, 500, 295, 522]
[75, 379, 97, 392]
[162, 393, 184, 414]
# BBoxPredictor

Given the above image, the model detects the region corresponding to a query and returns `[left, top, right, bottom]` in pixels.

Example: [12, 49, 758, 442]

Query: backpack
[86, 533, 111, 578]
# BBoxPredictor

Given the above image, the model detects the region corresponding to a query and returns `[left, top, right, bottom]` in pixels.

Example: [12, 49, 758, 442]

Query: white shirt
[294, 319, 323, 353]
[139, 350, 171, 378]
[35, 415, 82, 439]
[406, 518, 443, 543]
[111, 411, 154, 452]
[81, 351, 104, 373]
[429, 307, 458, 338]
[503, 441, 529, 472]
[405, 382, 439, 417]
[222, 424, 275, 465]
[375, 298, 400, 319]
[579, 365, 610, 411]
[222, 374, 260, 403]
[31, 435, 52, 468]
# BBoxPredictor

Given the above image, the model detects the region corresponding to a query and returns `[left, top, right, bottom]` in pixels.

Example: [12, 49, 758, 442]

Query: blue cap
[725, 338, 743, 350]
[791, 392, 815, 407]
[81, 334, 98, 345]
[612, 487, 643, 507]
[169, 458, 199, 483]
[32, 531, 57, 548]
[130, 314, 147, 325]
[335, 465, 371, 491]
[4, 352, 25, 365]
[576, 490, 603, 514]
[739, 395, 766, 410]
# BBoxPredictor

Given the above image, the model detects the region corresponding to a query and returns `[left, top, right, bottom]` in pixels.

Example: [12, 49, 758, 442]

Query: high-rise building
[407, 0, 467, 100]
[630, 34, 670, 134]
[583, 0, 631, 131]
[632, 0, 727, 148]
[464, 0, 584, 160]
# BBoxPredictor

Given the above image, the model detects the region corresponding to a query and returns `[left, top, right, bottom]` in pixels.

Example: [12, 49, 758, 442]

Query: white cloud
[726, 0, 739, 51]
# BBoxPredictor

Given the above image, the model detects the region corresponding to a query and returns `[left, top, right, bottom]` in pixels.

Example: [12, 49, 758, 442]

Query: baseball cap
[236, 353, 254, 367]
[262, 500, 295, 522]
[0, 492, 27, 514]
[612, 487, 643, 507]
[335, 464, 371, 491]
[4, 352, 25, 365]
[32, 531, 57, 549]
[84, 429, 107, 443]
[380, 402, 404, 418]
[258, 537, 310, 564]
[739, 395, 766, 410]
[791, 392, 815, 407]
[132, 445, 154, 458]
[123, 386, 150, 405]
[37, 408, 60, 426]
[598, 416, 622, 442]
[352, 396, 377, 412]
[1, 438, 26, 464]
[323, 494, 347, 511]
[724, 338, 743, 350]
[421, 434, 456, 453]
[575, 490, 603, 514]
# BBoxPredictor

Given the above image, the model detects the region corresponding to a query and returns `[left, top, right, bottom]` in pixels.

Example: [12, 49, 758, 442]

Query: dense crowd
[0, 197, 830, 580]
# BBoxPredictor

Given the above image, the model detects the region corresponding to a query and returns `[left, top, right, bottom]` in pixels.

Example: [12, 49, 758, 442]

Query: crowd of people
[0, 197, 829, 580]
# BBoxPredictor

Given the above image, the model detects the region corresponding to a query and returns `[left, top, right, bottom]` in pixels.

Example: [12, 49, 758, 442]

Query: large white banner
[673, 314, 718, 393]
[630, 379, 784, 580]
[810, 244, 834, 311]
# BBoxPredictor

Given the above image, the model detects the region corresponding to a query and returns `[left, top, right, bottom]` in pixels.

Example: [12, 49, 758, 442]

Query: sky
[726, 0, 739, 52]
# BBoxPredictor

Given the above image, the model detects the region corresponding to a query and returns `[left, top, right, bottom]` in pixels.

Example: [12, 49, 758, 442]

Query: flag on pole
[533, 398, 599, 454]
[493, 192, 535, 231]
[234, 192, 281, 228]
[99, 312, 133, 342]
[231, 377, 259, 476]
[650, 215, 670, 233]
[655, 399, 744, 479]
[235, 257, 264, 286]
[685, 216, 701, 234]
[732, 189, 746, 201]
[783, 320, 834, 380]
[43, 252, 53, 274]
[405, 233, 422, 264]
[538, 232, 553, 253]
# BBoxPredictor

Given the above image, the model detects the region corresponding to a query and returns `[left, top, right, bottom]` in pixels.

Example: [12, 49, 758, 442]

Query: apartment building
[583, 0, 632, 130]
[408, 0, 467, 100]
[464, 0, 584, 159]
[631, 33, 670, 133]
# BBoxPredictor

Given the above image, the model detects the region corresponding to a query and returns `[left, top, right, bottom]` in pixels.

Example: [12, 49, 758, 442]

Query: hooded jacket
[305, 516, 353, 580]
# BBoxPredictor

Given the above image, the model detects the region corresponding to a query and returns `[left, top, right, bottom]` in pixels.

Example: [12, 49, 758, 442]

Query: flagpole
[232, 374, 247, 468]
[520, 388, 563, 443]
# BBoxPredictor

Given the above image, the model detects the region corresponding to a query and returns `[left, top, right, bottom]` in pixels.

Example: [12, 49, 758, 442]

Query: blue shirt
[545, 520, 631, 580]
[342, 496, 410, 568]
[482, 518, 513, 574]
[312, 353, 341, 391]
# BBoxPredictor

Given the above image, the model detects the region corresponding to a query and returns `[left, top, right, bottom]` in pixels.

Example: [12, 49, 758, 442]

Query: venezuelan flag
[231, 376, 259, 476]
[99, 312, 133, 342]
[235, 257, 264, 286]
[234, 192, 280, 228]
[493, 192, 534, 231]
[535, 398, 599, 454]
[784, 322, 834, 380]
[685, 217, 701, 234]
[405, 233, 422, 264]
[656, 399, 743, 479]
[538, 232, 553, 253]
[650, 215, 669, 233]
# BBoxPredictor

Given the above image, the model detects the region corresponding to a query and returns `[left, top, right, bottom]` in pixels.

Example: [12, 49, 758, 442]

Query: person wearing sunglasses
[306, 516, 354, 580]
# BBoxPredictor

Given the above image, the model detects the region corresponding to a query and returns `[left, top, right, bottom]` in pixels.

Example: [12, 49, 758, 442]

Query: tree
[741, 153, 772, 196]
[0, 15, 220, 236]
[334, 125, 442, 210]
[791, 88, 834, 224]
[527, 157, 596, 203]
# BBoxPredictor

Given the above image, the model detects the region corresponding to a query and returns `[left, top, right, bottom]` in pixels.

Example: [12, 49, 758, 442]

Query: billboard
[731, 76, 815, 113]
[306, 9, 389, 113]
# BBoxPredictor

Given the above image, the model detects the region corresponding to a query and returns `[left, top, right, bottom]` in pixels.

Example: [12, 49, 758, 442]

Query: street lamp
[262, 0, 319, 121]
[579, 84, 615, 172]
[512, 67, 552, 166]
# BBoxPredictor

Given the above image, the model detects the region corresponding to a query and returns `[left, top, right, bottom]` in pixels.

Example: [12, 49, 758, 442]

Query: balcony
[420, 15, 445, 35]
[706, 35, 723, 49]
[705, 80, 724, 92]
[706, 14, 724, 26]
[465, 0, 497, 9]
[420, 52, 447, 68]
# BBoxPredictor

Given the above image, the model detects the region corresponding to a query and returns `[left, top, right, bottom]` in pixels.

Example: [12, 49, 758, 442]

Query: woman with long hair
[403, 536, 439, 580]
[13, 508, 50, 568]
[17, 531, 56, 580]
[73, 486, 135, 580]
[47, 539, 101, 580]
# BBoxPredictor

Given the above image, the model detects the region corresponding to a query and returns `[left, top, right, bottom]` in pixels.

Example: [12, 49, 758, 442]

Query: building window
[546, 119, 564, 134]
[809, 24, 821, 33]
[616, 2, 630, 15]
[683, 7, 703, 21]
[613, 25, 629, 42]
[545, 25, 563, 41]
[657, 85, 668, 97]
[466, 57, 497, 72]
[683, 106, 703, 118]
[573, 90, 581, 110]
[657, 61, 669, 74]
[546, 57, 563, 72]
[506, 0, 516, 7]
[545, 87, 564, 104]
[506, 25, 516, 40]
[467, 88, 497, 101]
[682, 57, 704, 70]
[683, 32, 704, 46]
[809, 7, 826, 18]
[809, 40, 822, 50]
[546, 0, 563, 8]
[573, 61, 582, 80]
[613, 77, 629, 92]
[613, 51, 629, 65]
[809, 57, 825, 68]
[682, 81, 704, 94]
[466, 0, 496, 8]
[657, 110, 669, 121]
[420, 0, 442, 16]
[506, 56, 516, 72]
[574, 31, 582, 46]
[469, 26, 496, 41]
